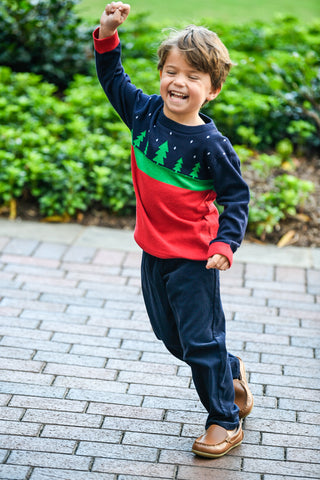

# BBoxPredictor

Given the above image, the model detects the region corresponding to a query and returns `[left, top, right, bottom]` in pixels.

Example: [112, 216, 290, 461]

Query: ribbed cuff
[208, 241, 234, 267]
[93, 27, 120, 53]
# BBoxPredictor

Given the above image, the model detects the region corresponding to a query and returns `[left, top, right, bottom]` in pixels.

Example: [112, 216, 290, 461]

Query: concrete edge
[1, 218, 319, 268]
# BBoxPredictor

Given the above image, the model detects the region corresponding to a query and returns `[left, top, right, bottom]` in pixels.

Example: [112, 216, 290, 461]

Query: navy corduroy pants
[141, 251, 240, 430]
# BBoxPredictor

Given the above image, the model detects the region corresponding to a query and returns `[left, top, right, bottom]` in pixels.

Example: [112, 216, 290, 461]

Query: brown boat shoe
[192, 423, 244, 458]
[234, 357, 254, 418]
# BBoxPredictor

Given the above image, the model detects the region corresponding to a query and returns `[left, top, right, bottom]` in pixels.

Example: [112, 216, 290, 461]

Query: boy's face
[159, 47, 219, 126]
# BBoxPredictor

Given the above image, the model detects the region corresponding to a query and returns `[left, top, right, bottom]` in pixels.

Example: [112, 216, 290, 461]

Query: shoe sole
[192, 439, 243, 458]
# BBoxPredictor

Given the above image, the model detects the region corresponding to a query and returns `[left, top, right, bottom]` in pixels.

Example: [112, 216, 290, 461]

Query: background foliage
[0, 0, 92, 88]
[0, 0, 319, 239]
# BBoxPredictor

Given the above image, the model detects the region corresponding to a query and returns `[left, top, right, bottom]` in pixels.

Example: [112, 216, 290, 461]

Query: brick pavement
[0, 220, 319, 480]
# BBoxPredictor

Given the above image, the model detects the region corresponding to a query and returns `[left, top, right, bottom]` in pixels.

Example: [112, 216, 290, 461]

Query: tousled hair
[157, 25, 234, 92]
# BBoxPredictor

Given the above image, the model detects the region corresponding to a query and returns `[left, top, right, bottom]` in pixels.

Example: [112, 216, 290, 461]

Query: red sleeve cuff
[93, 27, 120, 53]
[208, 242, 234, 267]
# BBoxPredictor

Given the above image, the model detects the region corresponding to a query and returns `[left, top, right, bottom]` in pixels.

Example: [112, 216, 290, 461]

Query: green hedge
[0, 9, 318, 238]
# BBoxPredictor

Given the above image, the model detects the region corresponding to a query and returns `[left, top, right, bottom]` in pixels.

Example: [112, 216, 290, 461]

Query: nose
[173, 73, 186, 86]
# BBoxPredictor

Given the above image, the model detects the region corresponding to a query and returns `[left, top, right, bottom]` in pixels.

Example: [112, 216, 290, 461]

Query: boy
[93, 2, 253, 458]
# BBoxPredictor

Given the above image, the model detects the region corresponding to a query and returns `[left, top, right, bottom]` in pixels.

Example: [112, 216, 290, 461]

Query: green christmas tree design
[133, 130, 146, 148]
[173, 158, 183, 173]
[154, 141, 168, 165]
[144, 140, 149, 156]
[190, 162, 201, 178]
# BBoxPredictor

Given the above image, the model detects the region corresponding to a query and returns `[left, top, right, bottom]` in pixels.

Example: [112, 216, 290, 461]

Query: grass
[77, 0, 320, 25]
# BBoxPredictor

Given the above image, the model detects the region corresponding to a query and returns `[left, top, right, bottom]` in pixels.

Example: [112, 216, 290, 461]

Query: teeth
[170, 91, 187, 98]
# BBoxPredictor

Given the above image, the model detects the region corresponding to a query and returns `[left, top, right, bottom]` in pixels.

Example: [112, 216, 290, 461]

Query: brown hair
[157, 25, 234, 92]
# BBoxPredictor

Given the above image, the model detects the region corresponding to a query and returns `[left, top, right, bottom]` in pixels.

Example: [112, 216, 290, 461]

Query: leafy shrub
[0, 66, 135, 217]
[0, 0, 92, 89]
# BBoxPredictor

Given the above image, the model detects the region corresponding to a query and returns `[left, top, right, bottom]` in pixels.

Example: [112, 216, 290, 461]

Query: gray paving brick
[9, 396, 87, 413]
[0, 317, 39, 329]
[66, 270, 126, 284]
[87, 403, 164, 421]
[102, 417, 181, 435]
[30, 469, 115, 480]
[0, 464, 30, 480]
[0, 394, 10, 406]
[118, 370, 190, 388]
[279, 397, 320, 413]
[44, 362, 116, 381]
[0, 406, 24, 421]
[275, 266, 306, 283]
[7, 451, 91, 470]
[0, 346, 35, 361]
[177, 468, 259, 480]
[106, 358, 177, 375]
[92, 249, 126, 266]
[0, 382, 67, 399]
[21, 309, 88, 325]
[0, 288, 39, 301]
[0, 435, 76, 453]
[0, 337, 71, 353]
[0, 371, 54, 386]
[34, 350, 106, 368]
[41, 424, 122, 443]
[0, 419, 41, 436]
[4, 263, 65, 277]
[77, 442, 158, 462]
[23, 282, 85, 297]
[70, 344, 140, 361]
[62, 245, 96, 263]
[40, 322, 109, 339]
[22, 409, 103, 428]
[2, 239, 39, 256]
[66, 304, 129, 318]
[62, 261, 120, 276]
[17, 274, 77, 287]
[1, 253, 59, 269]
[262, 432, 320, 450]
[53, 376, 127, 394]
[245, 418, 320, 437]
[0, 326, 51, 341]
[243, 458, 319, 477]
[92, 458, 175, 477]
[32, 241, 69, 260]
[1, 297, 66, 313]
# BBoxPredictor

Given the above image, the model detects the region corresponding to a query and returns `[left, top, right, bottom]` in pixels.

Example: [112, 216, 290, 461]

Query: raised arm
[99, 2, 130, 38]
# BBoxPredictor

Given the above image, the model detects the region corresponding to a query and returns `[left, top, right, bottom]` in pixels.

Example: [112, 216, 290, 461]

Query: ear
[206, 86, 221, 103]
[159, 70, 163, 79]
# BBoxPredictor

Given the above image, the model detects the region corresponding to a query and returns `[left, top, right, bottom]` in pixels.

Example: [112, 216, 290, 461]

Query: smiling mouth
[169, 90, 188, 99]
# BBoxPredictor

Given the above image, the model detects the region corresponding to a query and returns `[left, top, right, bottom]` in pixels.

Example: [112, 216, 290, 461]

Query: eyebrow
[165, 64, 199, 74]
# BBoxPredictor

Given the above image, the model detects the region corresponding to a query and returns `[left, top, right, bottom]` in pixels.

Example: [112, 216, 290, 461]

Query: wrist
[99, 26, 117, 39]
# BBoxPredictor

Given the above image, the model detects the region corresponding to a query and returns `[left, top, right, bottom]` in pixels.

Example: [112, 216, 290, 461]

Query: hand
[99, 2, 130, 39]
[206, 254, 230, 271]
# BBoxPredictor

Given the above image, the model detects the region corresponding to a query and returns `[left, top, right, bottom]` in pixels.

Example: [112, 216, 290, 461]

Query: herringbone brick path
[0, 221, 319, 480]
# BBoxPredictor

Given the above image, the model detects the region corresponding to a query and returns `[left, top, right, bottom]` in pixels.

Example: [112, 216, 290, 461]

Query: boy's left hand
[206, 254, 230, 271]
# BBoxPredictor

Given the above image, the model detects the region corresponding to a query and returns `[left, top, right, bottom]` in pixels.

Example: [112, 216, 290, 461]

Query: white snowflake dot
[170, 131, 173, 135]
[193, 155, 196, 159]
[190, 140, 194, 143]
[135, 116, 139, 119]
[207, 152, 211, 156]
[206, 135, 210, 139]
[148, 113, 152, 116]
[173, 146, 177, 150]
[223, 152, 226, 155]
[223, 138, 227, 142]
[156, 138, 159, 142]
